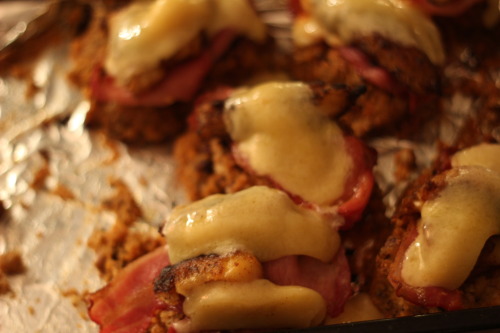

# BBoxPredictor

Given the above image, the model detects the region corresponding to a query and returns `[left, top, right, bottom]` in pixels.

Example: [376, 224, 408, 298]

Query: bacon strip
[336, 136, 376, 228]
[91, 30, 236, 107]
[388, 223, 464, 310]
[88, 247, 171, 333]
[338, 47, 406, 95]
[89, 247, 352, 332]
[263, 249, 352, 318]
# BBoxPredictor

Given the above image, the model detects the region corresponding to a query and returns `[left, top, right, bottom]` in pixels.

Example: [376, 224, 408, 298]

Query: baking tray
[288, 306, 500, 333]
[1, 1, 499, 332]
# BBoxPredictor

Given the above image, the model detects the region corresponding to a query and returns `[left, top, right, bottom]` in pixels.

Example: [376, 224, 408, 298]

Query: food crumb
[0, 271, 12, 295]
[101, 179, 143, 226]
[62, 288, 90, 320]
[0, 251, 26, 296]
[88, 178, 165, 281]
[0, 251, 27, 276]
[393, 148, 416, 182]
[52, 184, 76, 201]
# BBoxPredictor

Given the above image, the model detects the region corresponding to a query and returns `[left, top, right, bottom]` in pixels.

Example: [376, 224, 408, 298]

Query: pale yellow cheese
[183, 280, 327, 331]
[451, 143, 500, 174]
[401, 166, 500, 289]
[224, 82, 352, 206]
[163, 186, 340, 265]
[105, 0, 266, 84]
[292, 15, 324, 46]
[295, 0, 445, 65]
[325, 293, 383, 324]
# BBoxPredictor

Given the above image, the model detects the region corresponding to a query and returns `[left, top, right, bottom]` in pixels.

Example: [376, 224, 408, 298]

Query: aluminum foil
[0, 13, 186, 330]
[0, 1, 492, 332]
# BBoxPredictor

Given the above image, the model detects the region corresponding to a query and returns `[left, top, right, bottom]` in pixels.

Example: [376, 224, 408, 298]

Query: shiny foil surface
[0, 1, 494, 332]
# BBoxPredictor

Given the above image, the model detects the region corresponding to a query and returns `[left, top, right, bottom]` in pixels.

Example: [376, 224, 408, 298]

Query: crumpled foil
[0, 8, 186, 329]
[0, 1, 487, 332]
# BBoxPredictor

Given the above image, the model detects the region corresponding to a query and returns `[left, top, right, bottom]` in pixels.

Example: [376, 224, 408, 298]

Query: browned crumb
[88, 224, 165, 282]
[0, 251, 27, 296]
[97, 132, 123, 165]
[0, 271, 12, 295]
[28, 306, 36, 316]
[61, 288, 90, 320]
[0, 251, 27, 276]
[31, 150, 50, 191]
[52, 184, 76, 201]
[88, 178, 164, 281]
[31, 166, 50, 190]
[148, 310, 184, 333]
[174, 133, 271, 201]
[393, 148, 417, 182]
[101, 179, 143, 226]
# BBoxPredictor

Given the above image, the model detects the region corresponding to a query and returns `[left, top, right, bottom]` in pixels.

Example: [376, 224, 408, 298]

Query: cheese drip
[163, 186, 340, 265]
[224, 82, 352, 206]
[294, 0, 444, 65]
[401, 143, 500, 289]
[183, 280, 327, 331]
[105, 0, 266, 83]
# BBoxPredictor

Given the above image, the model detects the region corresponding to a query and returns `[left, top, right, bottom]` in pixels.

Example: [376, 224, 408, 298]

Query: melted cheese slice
[163, 186, 340, 264]
[105, 0, 266, 83]
[401, 165, 500, 289]
[295, 0, 444, 65]
[183, 280, 327, 331]
[224, 82, 352, 206]
[451, 143, 500, 174]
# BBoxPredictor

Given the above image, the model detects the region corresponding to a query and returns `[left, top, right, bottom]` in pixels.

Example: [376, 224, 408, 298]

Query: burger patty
[173, 82, 377, 202]
[290, 38, 440, 138]
[372, 160, 500, 317]
[68, 1, 286, 144]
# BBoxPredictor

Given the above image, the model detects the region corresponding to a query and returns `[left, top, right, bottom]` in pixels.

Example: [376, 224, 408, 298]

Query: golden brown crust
[174, 132, 272, 201]
[154, 252, 261, 302]
[350, 35, 440, 95]
[88, 179, 165, 282]
[85, 102, 188, 144]
[291, 42, 440, 138]
[152, 251, 262, 330]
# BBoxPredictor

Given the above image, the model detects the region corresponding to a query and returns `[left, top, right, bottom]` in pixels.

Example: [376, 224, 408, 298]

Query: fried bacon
[87, 247, 170, 333]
